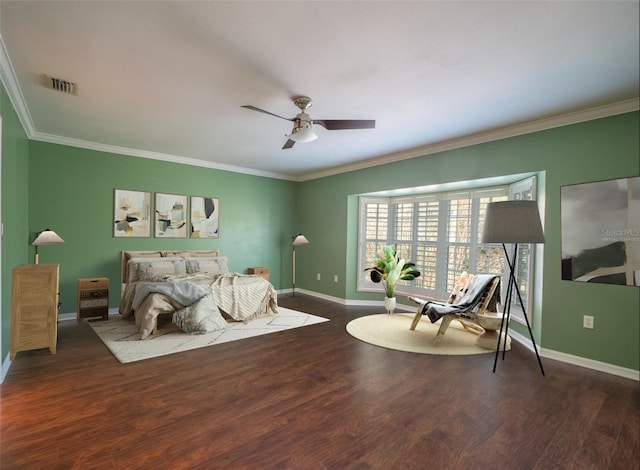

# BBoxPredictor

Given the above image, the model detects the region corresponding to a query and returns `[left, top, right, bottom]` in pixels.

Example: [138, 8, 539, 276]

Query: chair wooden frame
[408, 273, 500, 346]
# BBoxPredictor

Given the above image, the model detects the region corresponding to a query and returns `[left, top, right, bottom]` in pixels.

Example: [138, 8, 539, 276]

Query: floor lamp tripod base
[493, 243, 545, 376]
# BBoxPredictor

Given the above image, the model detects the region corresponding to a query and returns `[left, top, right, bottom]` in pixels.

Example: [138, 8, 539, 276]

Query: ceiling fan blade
[313, 119, 376, 130]
[241, 105, 293, 122]
[282, 139, 295, 150]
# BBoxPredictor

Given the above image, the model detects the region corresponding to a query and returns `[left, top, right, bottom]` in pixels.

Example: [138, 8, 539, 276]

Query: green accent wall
[296, 112, 639, 370]
[26, 141, 297, 314]
[2, 74, 639, 373]
[1, 84, 30, 364]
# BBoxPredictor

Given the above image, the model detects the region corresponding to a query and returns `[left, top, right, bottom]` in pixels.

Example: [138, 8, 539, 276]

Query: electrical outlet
[583, 315, 594, 329]
[334, 275, 338, 283]
[317, 273, 321, 281]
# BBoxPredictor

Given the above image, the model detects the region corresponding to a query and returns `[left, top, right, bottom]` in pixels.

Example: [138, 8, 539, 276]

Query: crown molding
[0, 33, 35, 137]
[32, 131, 295, 181]
[2, 34, 637, 183]
[0, 33, 294, 181]
[297, 98, 640, 181]
[32, 97, 638, 183]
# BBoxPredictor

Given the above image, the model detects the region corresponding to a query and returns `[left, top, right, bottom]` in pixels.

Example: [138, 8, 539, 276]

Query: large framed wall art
[190, 196, 220, 239]
[561, 176, 639, 286]
[113, 189, 151, 238]
[154, 193, 188, 238]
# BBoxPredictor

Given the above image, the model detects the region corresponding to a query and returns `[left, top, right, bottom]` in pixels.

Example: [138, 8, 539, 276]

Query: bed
[118, 250, 278, 339]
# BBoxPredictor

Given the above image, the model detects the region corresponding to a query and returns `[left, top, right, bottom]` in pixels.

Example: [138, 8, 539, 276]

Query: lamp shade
[32, 229, 65, 246]
[481, 201, 545, 244]
[289, 125, 318, 143]
[292, 234, 310, 246]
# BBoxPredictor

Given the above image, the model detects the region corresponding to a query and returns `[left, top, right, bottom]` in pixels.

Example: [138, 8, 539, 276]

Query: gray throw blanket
[421, 274, 499, 323]
[172, 294, 229, 334]
[132, 281, 209, 310]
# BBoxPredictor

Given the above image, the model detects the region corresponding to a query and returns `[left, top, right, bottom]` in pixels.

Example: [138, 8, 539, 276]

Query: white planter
[384, 296, 396, 314]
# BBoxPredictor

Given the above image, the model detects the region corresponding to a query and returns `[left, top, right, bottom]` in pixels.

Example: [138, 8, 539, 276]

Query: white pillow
[136, 259, 187, 281]
[127, 257, 185, 283]
[185, 257, 229, 274]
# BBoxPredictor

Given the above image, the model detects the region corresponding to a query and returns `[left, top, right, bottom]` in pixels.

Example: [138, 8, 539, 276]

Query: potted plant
[365, 245, 421, 313]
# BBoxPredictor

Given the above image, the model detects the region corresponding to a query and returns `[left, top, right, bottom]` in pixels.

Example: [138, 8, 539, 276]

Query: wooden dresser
[10, 264, 60, 360]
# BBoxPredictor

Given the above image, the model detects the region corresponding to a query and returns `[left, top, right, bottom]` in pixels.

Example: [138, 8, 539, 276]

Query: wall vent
[44, 75, 77, 95]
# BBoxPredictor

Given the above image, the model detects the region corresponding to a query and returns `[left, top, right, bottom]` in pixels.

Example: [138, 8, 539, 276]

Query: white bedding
[119, 273, 278, 339]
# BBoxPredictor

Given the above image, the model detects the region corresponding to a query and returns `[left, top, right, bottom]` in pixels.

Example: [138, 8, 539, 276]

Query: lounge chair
[408, 272, 501, 346]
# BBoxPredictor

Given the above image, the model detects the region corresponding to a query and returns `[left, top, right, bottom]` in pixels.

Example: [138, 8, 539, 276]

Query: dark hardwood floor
[1, 295, 638, 469]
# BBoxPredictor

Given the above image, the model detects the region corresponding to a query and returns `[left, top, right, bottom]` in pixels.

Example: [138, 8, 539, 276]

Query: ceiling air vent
[44, 75, 77, 95]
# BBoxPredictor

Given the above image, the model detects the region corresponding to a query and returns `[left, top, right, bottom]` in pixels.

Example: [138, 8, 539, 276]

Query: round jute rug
[346, 313, 510, 355]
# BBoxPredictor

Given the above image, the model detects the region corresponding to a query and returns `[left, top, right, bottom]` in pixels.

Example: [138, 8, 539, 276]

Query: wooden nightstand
[77, 278, 109, 323]
[10, 264, 60, 359]
[248, 267, 269, 281]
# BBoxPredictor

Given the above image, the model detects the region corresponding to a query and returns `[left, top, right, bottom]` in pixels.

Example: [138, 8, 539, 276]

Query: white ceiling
[1, 1, 638, 181]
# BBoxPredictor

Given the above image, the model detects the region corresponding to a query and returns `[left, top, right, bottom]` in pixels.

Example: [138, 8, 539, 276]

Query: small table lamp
[32, 229, 65, 264]
[482, 201, 545, 375]
[292, 234, 310, 296]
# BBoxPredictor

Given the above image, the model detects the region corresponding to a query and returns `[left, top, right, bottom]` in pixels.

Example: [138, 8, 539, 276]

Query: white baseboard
[498, 324, 639, 381]
[279, 288, 346, 305]
[58, 312, 76, 322]
[4, 298, 637, 383]
[298, 289, 640, 381]
[290, 288, 414, 312]
[1, 352, 10, 384]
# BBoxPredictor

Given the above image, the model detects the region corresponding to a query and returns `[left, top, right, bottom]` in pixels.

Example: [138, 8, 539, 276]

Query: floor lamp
[32, 229, 65, 264]
[291, 234, 310, 296]
[482, 201, 545, 376]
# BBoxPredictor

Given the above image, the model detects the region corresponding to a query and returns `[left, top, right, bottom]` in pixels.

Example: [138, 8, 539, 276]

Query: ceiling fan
[241, 96, 375, 149]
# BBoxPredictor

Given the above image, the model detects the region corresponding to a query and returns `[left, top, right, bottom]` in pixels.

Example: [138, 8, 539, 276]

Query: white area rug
[346, 313, 510, 355]
[89, 307, 328, 363]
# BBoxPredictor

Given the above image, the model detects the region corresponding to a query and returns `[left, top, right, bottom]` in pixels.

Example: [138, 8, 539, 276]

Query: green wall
[2, 76, 638, 374]
[27, 141, 297, 314]
[296, 112, 639, 370]
[1, 77, 298, 366]
[1, 85, 30, 364]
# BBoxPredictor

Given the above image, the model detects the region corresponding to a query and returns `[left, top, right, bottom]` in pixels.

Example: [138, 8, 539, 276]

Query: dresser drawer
[78, 278, 109, 291]
[80, 297, 109, 309]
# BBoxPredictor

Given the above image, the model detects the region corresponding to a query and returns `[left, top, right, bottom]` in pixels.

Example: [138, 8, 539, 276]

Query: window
[358, 177, 538, 323]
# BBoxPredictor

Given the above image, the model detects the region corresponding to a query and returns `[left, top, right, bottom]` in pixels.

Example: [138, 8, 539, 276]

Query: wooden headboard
[120, 250, 221, 285]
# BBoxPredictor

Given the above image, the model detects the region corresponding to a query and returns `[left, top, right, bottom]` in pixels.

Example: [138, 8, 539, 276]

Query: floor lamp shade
[291, 234, 310, 296]
[481, 200, 545, 244]
[32, 229, 65, 264]
[292, 234, 310, 246]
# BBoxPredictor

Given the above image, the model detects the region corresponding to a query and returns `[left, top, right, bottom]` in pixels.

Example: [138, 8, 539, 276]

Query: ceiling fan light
[289, 124, 318, 143]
